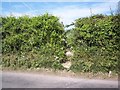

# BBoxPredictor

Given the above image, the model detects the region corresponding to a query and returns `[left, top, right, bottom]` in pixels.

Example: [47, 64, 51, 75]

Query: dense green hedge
[67, 14, 120, 73]
[2, 13, 65, 53]
[1, 13, 66, 70]
[1, 13, 120, 73]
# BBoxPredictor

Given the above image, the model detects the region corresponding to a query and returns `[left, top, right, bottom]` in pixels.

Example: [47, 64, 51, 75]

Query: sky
[1, 1, 119, 29]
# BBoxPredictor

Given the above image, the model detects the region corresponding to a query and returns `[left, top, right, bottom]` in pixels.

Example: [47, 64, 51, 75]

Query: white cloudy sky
[2, 0, 119, 26]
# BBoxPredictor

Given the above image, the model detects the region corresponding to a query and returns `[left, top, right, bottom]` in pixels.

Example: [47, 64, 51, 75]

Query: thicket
[1, 13, 66, 70]
[1, 13, 120, 73]
[67, 14, 120, 73]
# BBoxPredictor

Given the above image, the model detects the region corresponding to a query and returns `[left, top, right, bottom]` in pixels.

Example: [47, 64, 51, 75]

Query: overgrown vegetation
[67, 14, 120, 73]
[1, 13, 66, 70]
[1, 13, 120, 74]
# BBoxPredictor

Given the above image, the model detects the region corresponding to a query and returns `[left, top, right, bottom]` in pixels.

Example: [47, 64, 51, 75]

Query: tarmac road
[1, 71, 118, 88]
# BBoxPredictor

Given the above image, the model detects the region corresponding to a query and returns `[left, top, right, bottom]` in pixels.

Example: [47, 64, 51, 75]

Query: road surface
[1, 71, 118, 88]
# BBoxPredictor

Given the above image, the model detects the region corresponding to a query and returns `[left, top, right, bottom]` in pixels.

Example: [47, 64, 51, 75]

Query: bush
[67, 14, 119, 73]
[1, 14, 119, 73]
